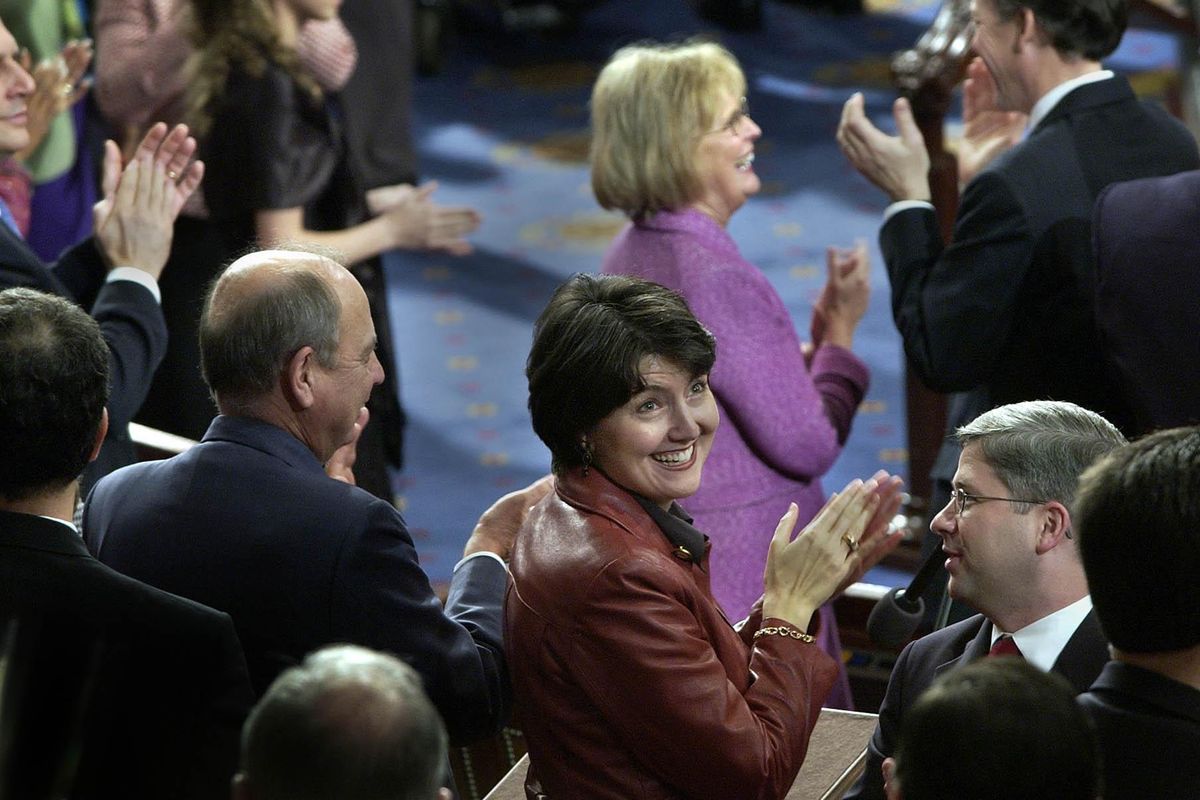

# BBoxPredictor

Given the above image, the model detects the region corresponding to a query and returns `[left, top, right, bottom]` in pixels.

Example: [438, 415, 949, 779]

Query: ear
[284, 345, 319, 410]
[1016, 7, 1041, 48]
[1034, 500, 1071, 555]
[87, 409, 110, 463]
[437, 790, 453, 800]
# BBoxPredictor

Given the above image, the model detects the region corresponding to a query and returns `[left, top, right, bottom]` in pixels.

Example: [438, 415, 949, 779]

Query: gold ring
[166, 169, 179, 181]
[60, 83, 73, 97]
[842, 534, 859, 553]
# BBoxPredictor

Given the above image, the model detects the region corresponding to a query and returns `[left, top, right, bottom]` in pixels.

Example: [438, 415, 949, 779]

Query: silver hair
[239, 645, 448, 800]
[955, 400, 1127, 512]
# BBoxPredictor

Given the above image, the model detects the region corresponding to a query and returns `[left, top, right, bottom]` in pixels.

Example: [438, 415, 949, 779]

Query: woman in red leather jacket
[506, 273, 903, 799]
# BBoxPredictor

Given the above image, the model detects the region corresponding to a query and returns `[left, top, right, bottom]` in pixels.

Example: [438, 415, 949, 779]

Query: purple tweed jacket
[601, 208, 869, 619]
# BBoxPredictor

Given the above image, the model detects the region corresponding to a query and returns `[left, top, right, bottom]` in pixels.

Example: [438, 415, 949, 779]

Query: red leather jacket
[505, 468, 838, 799]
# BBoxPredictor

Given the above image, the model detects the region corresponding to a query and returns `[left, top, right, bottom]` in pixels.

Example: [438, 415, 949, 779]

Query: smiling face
[309, 270, 384, 461]
[691, 91, 762, 226]
[969, 0, 1033, 113]
[0, 20, 34, 158]
[930, 442, 1042, 618]
[588, 356, 718, 510]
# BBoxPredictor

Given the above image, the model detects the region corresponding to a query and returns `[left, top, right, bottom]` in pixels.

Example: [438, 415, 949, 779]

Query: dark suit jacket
[845, 610, 1109, 799]
[83, 414, 510, 744]
[0, 509, 253, 800]
[1078, 660, 1200, 799]
[0, 227, 168, 486]
[1093, 169, 1200, 436]
[881, 76, 1199, 481]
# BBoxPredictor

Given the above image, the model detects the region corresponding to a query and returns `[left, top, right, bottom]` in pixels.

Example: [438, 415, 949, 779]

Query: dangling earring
[580, 437, 593, 476]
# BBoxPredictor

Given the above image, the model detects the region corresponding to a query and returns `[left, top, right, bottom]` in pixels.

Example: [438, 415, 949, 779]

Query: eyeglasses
[707, 97, 750, 136]
[949, 487, 1047, 517]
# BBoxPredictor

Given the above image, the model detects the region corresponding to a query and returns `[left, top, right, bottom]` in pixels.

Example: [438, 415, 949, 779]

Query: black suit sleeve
[332, 501, 509, 744]
[88, 279, 168, 431]
[881, 172, 1032, 393]
[54, 238, 168, 433]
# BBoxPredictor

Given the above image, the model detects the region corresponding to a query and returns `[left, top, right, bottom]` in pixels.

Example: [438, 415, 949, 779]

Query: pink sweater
[602, 208, 869, 620]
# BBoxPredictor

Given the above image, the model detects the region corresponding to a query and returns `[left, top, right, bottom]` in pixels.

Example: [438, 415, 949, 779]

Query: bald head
[236, 645, 449, 800]
[200, 250, 347, 411]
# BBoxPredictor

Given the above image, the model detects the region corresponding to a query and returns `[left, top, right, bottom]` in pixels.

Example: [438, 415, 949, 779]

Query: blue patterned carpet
[382, 0, 1181, 584]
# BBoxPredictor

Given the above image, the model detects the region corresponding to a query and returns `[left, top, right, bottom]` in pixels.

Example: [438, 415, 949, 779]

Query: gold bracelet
[753, 625, 815, 644]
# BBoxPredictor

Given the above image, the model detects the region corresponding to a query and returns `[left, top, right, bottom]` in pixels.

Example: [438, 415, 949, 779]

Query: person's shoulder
[515, 489, 683, 594]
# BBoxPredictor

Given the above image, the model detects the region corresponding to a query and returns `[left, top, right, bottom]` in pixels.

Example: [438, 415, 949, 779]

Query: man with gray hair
[84, 249, 550, 759]
[847, 400, 1123, 799]
[234, 645, 451, 800]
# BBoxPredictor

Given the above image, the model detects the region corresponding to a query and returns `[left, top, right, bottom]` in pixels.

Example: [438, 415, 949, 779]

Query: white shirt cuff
[454, 551, 507, 572]
[883, 200, 935, 224]
[106, 267, 161, 304]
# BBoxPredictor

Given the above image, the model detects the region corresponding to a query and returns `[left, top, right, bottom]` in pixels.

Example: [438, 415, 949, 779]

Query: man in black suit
[0, 287, 254, 799]
[0, 14, 204, 487]
[1093, 170, 1200, 436]
[846, 401, 1125, 799]
[84, 249, 549, 747]
[836, 0, 1198, 515]
[1074, 426, 1200, 799]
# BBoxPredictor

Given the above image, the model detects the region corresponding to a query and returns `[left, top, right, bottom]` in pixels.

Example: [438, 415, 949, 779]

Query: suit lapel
[935, 616, 993, 677]
[1050, 609, 1109, 692]
[0, 223, 69, 296]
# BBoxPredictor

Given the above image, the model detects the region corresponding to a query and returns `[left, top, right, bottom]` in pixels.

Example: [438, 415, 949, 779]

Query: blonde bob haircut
[590, 40, 746, 219]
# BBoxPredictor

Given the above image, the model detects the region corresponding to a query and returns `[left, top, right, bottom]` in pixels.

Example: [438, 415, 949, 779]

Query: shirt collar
[38, 514, 79, 535]
[1028, 70, 1114, 132]
[631, 493, 708, 565]
[994, 595, 1094, 673]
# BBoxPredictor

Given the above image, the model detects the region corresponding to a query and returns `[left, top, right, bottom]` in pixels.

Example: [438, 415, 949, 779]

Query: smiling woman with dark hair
[507, 272, 902, 799]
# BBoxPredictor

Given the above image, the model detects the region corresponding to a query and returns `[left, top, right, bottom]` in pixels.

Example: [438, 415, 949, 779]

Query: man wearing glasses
[846, 400, 1124, 799]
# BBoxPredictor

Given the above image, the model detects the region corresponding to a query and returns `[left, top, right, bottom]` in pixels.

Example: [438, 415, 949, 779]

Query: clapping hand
[14, 40, 92, 162]
[956, 57, 1025, 187]
[93, 123, 204, 279]
[837, 92, 931, 203]
[373, 180, 482, 256]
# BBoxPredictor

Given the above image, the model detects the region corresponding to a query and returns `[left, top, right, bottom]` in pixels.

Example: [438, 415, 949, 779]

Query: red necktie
[988, 634, 1023, 658]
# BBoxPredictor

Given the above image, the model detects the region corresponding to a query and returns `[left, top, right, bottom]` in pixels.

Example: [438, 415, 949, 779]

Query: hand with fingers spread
[15, 40, 93, 162]
[837, 92, 931, 202]
[379, 180, 481, 255]
[762, 479, 882, 629]
[957, 57, 1026, 187]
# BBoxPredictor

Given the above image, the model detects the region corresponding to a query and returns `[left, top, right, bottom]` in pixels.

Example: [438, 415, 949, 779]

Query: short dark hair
[894, 658, 1100, 800]
[1075, 426, 1200, 653]
[239, 645, 447, 800]
[527, 273, 716, 473]
[955, 401, 1126, 514]
[991, 0, 1127, 60]
[0, 288, 108, 500]
[200, 260, 341, 409]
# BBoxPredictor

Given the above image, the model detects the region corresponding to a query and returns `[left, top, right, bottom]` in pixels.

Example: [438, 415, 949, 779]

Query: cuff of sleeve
[811, 343, 870, 390]
[454, 551, 507, 573]
[882, 200, 935, 224]
[105, 267, 161, 303]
